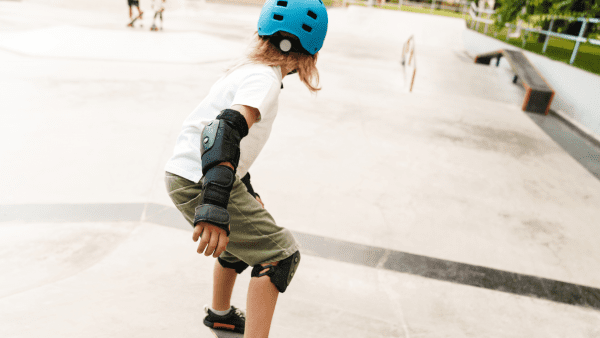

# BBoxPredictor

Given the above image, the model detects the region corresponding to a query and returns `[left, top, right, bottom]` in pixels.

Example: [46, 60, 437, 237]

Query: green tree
[494, 0, 600, 27]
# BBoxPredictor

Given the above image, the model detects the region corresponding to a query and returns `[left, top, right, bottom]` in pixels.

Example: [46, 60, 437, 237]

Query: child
[150, 0, 165, 31]
[164, 0, 328, 337]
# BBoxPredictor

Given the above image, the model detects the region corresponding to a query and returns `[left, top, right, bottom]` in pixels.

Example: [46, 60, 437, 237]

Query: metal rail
[401, 35, 417, 92]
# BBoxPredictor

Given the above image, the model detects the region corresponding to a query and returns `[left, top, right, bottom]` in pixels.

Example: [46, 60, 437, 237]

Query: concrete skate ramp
[2, 220, 600, 338]
[0, 25, 245, 64]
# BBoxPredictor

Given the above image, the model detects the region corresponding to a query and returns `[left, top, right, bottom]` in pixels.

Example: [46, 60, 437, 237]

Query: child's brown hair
[228, 32, 321, 93]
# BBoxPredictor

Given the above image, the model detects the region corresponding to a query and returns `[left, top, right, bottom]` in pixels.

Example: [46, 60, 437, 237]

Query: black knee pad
[251, 251, 300, 293]
[218, 257, 249, 274]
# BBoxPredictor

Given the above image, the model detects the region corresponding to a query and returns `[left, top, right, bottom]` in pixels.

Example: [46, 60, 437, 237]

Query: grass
[469, 21, 600, 75]
[352, 2, 469, 20]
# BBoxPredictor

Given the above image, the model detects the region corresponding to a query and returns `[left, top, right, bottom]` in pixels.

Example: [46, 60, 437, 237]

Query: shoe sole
[204, 319, 244, 334]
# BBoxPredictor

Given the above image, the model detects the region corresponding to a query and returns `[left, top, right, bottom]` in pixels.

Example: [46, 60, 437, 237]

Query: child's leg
[129, 6, 133, 19]
[166, 173, 301, 335]
[220, 176, 300, 337]
[212, 260, 238, 311]
[245, 263, 279, 338]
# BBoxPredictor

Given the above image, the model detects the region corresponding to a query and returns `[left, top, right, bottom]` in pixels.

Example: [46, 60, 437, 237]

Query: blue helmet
[257, 0, 328, 55]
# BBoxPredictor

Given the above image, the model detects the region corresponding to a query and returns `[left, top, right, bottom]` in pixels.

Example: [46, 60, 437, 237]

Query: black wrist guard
[194, 205, 230, 236]
[201, 165, 235, 209]
[193, 165, 235, 234]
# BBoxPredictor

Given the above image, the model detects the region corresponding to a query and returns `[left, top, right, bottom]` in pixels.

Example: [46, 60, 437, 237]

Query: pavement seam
[2, 203, 600, 311]
[375, 249, 392, 269]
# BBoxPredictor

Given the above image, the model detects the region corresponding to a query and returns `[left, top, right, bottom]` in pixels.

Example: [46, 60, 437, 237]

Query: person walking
[164, 0, 328, 337]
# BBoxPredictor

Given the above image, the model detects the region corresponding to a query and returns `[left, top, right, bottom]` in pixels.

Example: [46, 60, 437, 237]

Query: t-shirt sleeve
[231, 72, 280, 120]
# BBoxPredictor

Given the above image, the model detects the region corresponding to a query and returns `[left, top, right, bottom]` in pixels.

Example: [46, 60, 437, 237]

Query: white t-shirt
[165, 63, 282, 183]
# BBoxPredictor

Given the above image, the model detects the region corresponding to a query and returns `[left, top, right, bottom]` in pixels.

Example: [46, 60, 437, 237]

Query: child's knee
[217, 257, 249, 274]
[250, 251, 300, 293]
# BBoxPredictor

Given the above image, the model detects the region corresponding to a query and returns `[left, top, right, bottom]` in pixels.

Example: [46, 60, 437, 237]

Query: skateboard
[209, 328, 243, 338]
[127, 13, 143, 28]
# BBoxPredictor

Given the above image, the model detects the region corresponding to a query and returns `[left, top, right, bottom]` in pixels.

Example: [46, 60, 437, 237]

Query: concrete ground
[1, 0, 600, 337]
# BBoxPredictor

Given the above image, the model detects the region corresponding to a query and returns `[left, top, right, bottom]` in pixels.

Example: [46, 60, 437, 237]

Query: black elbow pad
[200, 109, 249, 175]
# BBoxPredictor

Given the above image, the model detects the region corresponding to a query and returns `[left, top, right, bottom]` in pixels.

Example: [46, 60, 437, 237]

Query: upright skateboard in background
[209, 328, 243, 338]
[150, 0, 166, 31]
[127, 13, 143, 28]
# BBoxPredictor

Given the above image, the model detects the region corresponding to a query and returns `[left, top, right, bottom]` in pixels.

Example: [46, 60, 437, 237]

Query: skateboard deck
[127, 14, 143, 28]
[209, 328, 243, 338]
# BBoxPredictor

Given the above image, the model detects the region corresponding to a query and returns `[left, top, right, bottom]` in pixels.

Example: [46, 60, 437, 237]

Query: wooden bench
[475, 49, 555, 115]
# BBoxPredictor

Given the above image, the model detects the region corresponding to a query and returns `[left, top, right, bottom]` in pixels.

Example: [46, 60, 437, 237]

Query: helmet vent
[307, 10, 317, 19]
[277, 1, 288, 7]
[273, 14, 284, 21]
[302, 24, 312, 32]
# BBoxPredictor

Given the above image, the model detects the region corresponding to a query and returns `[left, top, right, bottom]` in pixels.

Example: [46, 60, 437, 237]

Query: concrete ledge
[462, 28, 600, 140]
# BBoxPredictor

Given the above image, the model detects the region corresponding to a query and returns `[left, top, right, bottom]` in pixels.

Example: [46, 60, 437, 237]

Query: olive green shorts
[164, 172, 300, 267]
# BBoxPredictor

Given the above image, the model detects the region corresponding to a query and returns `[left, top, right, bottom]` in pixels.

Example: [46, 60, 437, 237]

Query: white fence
[468, 4, 600, 64]
[506, 17, 600, 64]
[344, 0, 470, 14]
[468, 1, 493, 33]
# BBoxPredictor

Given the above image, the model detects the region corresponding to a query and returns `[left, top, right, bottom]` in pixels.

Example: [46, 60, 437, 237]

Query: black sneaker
[203, 305, 245, 334]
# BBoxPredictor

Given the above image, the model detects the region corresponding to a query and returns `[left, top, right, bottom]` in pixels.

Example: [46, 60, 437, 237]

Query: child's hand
[193, 222, 229, 258]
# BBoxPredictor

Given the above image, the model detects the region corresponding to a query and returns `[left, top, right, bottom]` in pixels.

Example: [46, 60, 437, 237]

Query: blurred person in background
[128, 0, 143, 23]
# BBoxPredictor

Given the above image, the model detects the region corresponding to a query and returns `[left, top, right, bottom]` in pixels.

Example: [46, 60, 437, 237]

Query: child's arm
[232, 104, 259, 128]
[193, 105, 260, 258]
[199, 104, 258, 176]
